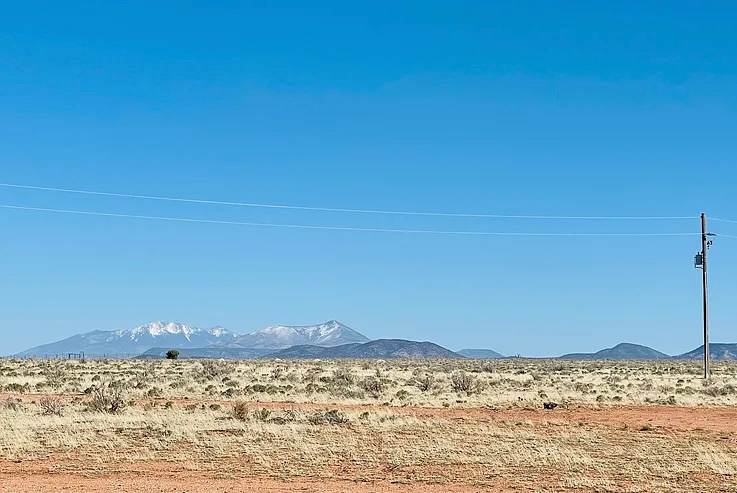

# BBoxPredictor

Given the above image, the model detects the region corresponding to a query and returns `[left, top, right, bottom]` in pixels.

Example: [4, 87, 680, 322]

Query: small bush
[360, 376, 384, 397]
[414, 373, 436, 392]
[199, 360, 235, 379]
[253, 408, 271, 422]
[2, 398, 23, 412]
[3, 383, 28, 394]
[87, 382, 127, 414]
[42, 363, 67, 390]
[232, 401, 249, 421]
[309, 409, 349, 425]
[165, 350, 180, 360]
[332, 367, 354, 386]
[451, 371, 476, 393]
[39, 397, 65, 416]
[325, 410, 349, 424]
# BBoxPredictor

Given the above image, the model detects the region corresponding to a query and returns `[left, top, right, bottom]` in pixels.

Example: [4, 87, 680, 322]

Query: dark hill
[675, 343, 737, 361]
[560, 343, 669, 360]
[457, 348, 504, 359]
[267, 339, 464, 359]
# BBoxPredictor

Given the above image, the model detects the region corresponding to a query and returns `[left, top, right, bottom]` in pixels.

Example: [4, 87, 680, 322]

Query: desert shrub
[270, 366, 286, 380]
[3, 383, 29, 393]
[451, 371, 476, 393]
[360, 376, 384, 397]
[165, 350, 179, 360]
[232, 401, 249, 421]
[253, 408, 271, 421]
[332, 367, 354, 386]
[146, 386, 164, 398]
[309, 409, 349, 425]
[87, 381, 127, 414]
[42, 363, 67, 390]
[199, 360, 235, 379]
[302, 367, 322, 383]
[325, 410, 349, 424]
[2, 398, 23, 411]
[131, 365, 155, 389]
[39, 396, 65, 416]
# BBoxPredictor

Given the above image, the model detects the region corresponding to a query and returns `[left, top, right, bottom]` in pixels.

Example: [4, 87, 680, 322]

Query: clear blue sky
[2, 2, 737, 356]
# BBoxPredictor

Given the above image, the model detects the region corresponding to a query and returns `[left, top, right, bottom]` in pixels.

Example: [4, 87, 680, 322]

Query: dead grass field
[1, 358, 736, 492]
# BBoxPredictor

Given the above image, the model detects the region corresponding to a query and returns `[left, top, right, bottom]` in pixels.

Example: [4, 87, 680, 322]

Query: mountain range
[14, 321, 737, 361]
[16, 320, 371, 358]
[559, 342, 737, 361]
[15, 322, 237, 357]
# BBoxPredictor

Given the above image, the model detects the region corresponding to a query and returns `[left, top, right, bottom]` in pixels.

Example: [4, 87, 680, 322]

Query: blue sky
[2, 2, 737, 356]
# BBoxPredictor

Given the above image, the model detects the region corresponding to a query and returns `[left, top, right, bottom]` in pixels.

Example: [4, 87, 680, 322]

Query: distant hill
[675, 343, 737, 361]
[16, 322, 237, 358]
[457, 348, 504, 359]
[560, 343, 669, 360]
[230, 320, 369, 349]
[267, 339, 464, 359]
[138, 347, 274, 359]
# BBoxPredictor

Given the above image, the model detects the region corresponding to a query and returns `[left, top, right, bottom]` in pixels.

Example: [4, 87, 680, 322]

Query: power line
[0, 204, 703, 237]
[0, 182, 696, 220]
[711, 217, 737, 225]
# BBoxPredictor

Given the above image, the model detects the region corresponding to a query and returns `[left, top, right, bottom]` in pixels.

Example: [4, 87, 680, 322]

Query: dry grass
[1, 358, 736, 491]
[3, 357, 737, 407]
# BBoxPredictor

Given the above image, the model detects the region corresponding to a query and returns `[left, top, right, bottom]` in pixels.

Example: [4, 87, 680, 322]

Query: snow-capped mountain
[230, 320, 370, 349]
[16, 321, 237, 357]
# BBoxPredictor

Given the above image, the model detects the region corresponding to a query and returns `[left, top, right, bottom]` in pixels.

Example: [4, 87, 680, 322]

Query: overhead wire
[711, 217, 737, 225]
[0, 182, 697, 220]
[0, 204, 704, 237]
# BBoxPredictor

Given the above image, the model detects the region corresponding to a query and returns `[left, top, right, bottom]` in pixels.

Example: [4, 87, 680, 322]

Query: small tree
[165, 349, 180, 360]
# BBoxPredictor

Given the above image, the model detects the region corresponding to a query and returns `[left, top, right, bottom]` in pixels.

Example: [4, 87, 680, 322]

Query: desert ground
[1, 358, 736, 492]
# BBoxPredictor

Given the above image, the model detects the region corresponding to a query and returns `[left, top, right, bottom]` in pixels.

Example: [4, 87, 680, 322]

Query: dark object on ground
[165, 349, 180, 360]
[543, 402, 559, 410]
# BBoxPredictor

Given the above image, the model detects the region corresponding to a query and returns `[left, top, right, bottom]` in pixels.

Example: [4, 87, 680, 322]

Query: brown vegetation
[1, 357, 736, 491]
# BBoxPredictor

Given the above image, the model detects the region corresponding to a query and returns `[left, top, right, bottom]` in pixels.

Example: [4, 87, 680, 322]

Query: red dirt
[4, 392, 737, 433]
[3, 396, 736, 492]
[0, 457, 510, 492]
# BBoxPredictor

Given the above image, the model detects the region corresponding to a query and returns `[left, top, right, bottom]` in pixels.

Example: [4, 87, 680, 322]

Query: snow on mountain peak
[233, 320, 369, 349]
[131, 321, 196, 340]
[16, 321, 237, 358]
[210, 326, 228, 337]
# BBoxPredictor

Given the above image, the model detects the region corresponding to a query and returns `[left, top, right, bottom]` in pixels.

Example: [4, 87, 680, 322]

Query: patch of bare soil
[0, 457, 511, 492]
[2, 400, 737, 492]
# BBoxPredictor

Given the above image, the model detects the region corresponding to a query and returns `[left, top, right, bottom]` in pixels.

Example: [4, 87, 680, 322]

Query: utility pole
[696, 213, 713, 380]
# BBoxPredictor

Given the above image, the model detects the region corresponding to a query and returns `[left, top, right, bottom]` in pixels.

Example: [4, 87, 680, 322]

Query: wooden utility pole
[700, 213, 711, 380]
